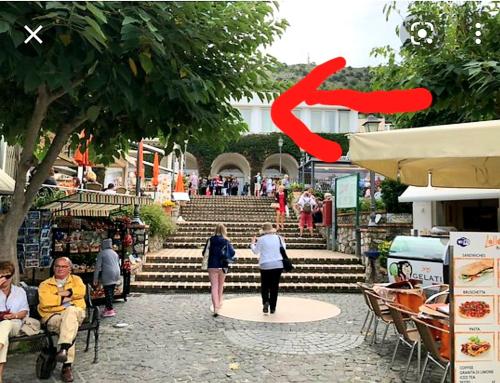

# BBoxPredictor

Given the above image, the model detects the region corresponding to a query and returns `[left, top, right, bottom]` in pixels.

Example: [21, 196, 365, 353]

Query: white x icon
[24, 25, 43, 44]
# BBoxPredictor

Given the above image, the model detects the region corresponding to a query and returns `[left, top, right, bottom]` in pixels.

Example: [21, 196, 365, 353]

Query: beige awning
[43, 192, 153, 217]
[0, 168, 15, 195]
[399, 186, 500, 202]
[349, 120, 500, 188]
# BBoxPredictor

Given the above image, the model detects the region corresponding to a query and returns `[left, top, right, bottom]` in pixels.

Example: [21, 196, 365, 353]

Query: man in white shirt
[254, 173, 262, 197]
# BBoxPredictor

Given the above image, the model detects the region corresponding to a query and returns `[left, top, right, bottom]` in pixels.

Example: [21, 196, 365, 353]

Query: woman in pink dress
[274, 185, 287, 231]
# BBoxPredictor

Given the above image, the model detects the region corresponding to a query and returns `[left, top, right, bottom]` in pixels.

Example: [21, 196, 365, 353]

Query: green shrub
[380, 179, 412, 213]
[33, 189, 66, 208]
[121, 204, 176, 237]
[378, 240, 392, 269]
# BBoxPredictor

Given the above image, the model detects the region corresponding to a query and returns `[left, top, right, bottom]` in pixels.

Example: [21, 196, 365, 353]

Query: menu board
[451, 232, 499, 383]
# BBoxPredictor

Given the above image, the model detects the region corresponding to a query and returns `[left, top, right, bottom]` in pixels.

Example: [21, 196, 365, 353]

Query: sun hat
[259, 222, 276, 235]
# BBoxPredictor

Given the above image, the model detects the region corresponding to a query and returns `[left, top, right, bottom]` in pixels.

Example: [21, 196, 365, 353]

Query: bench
[10, 283, 100, 364]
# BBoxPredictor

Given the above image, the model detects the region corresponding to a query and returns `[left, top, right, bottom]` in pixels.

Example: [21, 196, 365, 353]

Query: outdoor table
[373, 284, 425, 313]
[418, 303, 451, 360]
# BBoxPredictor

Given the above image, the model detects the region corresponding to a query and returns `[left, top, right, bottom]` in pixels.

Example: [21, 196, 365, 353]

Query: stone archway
[262, 153, 299, 181]
[211, 153, 251, 194]
[185, 152, 199, 176]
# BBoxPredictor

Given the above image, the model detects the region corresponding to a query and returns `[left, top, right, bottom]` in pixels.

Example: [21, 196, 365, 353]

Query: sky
[267, 0, 408, 67]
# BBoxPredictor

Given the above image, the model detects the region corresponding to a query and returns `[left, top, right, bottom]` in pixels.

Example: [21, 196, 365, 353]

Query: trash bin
[387, 235, 448, 287]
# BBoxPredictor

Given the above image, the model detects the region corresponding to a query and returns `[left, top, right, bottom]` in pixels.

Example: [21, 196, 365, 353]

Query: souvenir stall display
[40, 191, 154, 301]
[17, 210, 53, 273]
[52, 215, 133, 301]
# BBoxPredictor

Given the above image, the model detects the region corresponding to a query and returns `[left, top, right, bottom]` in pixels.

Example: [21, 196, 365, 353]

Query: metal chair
[386, 302, 421, 381]
[422, 284, 449, 303]
[412, 316, 450, 383]
[365, 290, 394, 345]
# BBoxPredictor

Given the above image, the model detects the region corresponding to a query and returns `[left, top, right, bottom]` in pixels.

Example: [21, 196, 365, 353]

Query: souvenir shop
[18, 192, 152, 301]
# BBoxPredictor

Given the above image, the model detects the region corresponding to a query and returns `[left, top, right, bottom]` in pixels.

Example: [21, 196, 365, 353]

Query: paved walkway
[5, 293, 444, 383]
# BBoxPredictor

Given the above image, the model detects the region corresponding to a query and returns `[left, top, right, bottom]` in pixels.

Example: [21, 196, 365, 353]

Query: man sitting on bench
[38, 257, 86, 383]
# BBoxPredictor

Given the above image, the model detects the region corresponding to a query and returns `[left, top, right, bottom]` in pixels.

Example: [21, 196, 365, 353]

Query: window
[261, 109, 274, 133]
[324, 111, 337, 133]
[339, 110, 351, 133]
[311, 110, 322, 132]
[292, 109, 302, 119]
[238, 108, 252, 126]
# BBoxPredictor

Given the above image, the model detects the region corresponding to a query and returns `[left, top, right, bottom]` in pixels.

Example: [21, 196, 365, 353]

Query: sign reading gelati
[335, 174, 358, 209]
[451, 232, 499, 383]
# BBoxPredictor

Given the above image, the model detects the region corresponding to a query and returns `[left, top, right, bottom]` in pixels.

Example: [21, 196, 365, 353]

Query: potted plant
[161, 200, 176, 215]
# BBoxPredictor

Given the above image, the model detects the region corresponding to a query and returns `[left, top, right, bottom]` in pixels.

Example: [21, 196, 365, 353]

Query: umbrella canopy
[137, 140, 144, 179]
[349, 120, 500, 188]
[152, 153, 159, 187]
[174, 172, 185, 193]
[0, 168, 15, 195]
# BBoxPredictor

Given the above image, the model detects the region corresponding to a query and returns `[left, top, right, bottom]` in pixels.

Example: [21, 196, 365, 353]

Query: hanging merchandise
[17, 210, 53, 272]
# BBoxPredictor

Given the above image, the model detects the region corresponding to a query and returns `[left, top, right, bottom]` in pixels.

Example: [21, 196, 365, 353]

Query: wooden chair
[422, 284, 449, 303]
[386, 302, 421, 381]
[411, 316, 450, 383]
[365, 290, 394, 345]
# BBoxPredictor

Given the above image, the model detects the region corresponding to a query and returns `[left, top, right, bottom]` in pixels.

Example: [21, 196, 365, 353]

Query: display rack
[17, 210, 53, 273]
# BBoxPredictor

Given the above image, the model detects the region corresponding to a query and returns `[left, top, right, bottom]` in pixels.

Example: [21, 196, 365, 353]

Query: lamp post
[362, 115, 383, 227]
[278, 137, 283, 176]
[299, 148, 305, 185]
[183, 139, 188, 175]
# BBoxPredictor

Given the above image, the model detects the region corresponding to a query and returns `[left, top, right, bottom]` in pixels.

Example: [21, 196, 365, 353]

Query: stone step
[130, 281, 360, 293]
[172, 231, 323, 238]
[163, 242, 328, 249]
[145, 254, 359, 265]
[176, 222, 303, 227]
[180, 217, 294, 222]
[135, 271, 365, 284]
[166, 236, 325, 243]
[142, 262, 365, 274]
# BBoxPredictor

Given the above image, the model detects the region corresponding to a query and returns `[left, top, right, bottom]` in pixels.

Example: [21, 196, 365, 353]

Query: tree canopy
[0, 1, 287, 265]
[371, 1, 500, 128]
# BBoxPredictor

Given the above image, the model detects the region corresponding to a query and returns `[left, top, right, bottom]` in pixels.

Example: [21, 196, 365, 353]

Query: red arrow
[271, 57, 432, 162]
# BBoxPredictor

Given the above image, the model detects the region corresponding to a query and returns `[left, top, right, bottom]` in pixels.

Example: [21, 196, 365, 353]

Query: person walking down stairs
[201, 224, 235, 317]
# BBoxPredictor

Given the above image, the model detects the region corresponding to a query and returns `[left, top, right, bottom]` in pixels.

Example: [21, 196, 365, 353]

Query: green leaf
[83, 16, 107, 43]
[139, 53, 153, 74]
[122, 16, 138, 25]
[87, 3, 107, 23]
[0, 21, 10, 33]
[87, 105, 101, 122]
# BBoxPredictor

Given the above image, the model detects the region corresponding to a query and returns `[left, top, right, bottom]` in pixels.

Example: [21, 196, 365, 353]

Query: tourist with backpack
[201, 224, 236, 317]
[296, 190, 316, 237]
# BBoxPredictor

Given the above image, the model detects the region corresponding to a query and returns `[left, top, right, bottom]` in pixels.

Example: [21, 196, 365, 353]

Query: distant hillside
[272, 62, 372, 91]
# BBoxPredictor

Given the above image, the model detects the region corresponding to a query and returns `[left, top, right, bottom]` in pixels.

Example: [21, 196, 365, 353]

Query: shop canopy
[43, 192, 153, 217]
[0, 168, 15, 195]
[399, 186, 500, 203]
[349, 120, 500, 188]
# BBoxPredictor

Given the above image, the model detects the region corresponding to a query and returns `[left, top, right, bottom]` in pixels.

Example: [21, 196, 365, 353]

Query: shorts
[299, 211, 313, 228]
[255, 183, 261, 191]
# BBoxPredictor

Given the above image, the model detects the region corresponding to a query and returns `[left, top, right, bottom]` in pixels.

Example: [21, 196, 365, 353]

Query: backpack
[302, 201, 312, 213]
[36, 343, 57, 379]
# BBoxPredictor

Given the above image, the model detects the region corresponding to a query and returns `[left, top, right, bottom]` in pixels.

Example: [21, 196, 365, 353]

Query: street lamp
[278, 137, 284, 176]
[362, 115, 383, 227]
[299, 148, 305, 185]
[183, 139, 189, 175]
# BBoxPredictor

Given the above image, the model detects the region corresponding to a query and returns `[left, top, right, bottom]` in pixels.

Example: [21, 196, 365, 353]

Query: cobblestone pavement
[5, 293, 447, 383]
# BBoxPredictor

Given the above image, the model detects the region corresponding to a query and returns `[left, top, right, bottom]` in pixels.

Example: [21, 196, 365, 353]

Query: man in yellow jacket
[38, 257, 86, 383]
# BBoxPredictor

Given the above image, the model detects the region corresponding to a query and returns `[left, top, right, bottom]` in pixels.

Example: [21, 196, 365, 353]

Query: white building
[232, 95, 359, 135]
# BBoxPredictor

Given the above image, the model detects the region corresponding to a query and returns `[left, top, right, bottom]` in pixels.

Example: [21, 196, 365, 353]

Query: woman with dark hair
[202, 224, 235, 317]
[274, 185, 287, 231]
[0, 261, 29, 380]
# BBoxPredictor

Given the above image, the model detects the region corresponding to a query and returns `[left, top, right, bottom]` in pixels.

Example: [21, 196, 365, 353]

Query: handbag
[36, 343, 57, 379]
[201, 238, 210, 270]
[278, 236, 294, 272]
[270, 202, 280, 209]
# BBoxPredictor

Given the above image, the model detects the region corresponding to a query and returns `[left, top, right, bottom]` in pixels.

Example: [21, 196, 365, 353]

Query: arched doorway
[211, 153, 251, 195]
[185, 152, 199, 176]
[262, 153, 299, 181]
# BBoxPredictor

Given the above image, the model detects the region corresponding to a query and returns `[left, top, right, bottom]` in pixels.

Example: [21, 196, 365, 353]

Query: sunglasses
[0, 274, 13, 279]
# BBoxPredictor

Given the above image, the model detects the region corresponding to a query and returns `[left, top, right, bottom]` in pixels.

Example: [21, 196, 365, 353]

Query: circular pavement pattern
[217, 296, 341, 323]
[224, 329, 364, 355]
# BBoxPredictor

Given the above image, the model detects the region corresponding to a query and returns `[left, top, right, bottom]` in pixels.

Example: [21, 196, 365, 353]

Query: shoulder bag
[201, 238, 210, 270]
[278, 236, 294, 272]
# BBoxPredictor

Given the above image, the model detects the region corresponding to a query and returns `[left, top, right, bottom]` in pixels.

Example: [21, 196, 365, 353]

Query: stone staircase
[166, 196, 326, 249]
[131, 249, 364, 293]
[131, 196, 365, 293]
